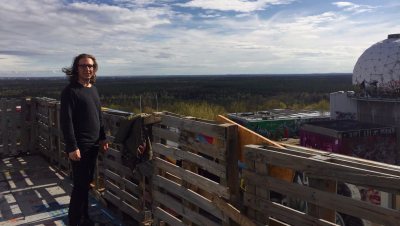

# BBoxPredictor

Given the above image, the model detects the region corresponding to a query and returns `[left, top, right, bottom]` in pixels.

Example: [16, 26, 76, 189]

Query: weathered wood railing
[151, 112, 239, 226]
[3, 97, 400, 226]
[0, 98, 29, 157]
[100, 110, 153, 224]
[243, 144, 400, 226]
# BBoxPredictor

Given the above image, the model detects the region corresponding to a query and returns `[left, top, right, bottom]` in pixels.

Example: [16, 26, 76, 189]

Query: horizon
[0, 72, 353, 79]
[1, 0, 399, 77]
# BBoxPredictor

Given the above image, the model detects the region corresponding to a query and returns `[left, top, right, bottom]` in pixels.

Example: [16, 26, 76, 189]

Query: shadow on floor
[0, 155, 124, 226]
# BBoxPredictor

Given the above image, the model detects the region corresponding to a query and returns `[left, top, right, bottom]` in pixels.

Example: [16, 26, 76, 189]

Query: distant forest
[0, 74, 353, 119]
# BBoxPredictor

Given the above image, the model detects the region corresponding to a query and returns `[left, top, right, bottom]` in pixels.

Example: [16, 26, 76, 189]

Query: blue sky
[1, 0, 399, 76]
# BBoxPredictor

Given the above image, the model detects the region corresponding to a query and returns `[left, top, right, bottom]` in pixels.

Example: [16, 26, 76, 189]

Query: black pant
[68, 145, 98, 226]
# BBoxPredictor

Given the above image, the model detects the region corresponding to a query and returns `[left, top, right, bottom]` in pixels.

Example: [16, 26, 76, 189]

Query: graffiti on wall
[252, 118, 328, 141]
[335, 111, 356, 120]
[351, 137, 397, 164]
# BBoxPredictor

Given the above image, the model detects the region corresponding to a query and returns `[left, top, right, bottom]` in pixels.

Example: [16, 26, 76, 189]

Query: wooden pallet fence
[99, 110, 133, 190]
[33, 98, 60, 164]
[243, 144, 400, 226]
[31, 97, 70, 175]
[53, 101, 69, 173]
[151, 112, 240, 226]
[101, 110, 151, 225]
[14, 97, 152, 224]
[34, 97, 51, 159]
[0, 98, 28, 157]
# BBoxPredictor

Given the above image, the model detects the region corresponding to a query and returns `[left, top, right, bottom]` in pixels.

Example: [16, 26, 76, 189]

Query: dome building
[353, 34, 400, 89]
[331, 34, 400, 127]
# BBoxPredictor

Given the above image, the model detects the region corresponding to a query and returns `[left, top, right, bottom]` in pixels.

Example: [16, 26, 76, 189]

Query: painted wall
[238, 117, 328, 140]
[330, 91, 357, 120]
[330, 93, 400, 164]
[300, 128, 397, 164]
[357, 100, 400, 165]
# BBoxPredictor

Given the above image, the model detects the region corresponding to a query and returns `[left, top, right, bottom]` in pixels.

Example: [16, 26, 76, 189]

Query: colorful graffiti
[359, 186, 381, 205]
[300, 128, 397, 164]
[250, 119, 312, 140]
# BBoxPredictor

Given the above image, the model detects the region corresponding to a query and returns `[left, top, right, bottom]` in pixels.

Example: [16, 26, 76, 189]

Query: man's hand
[69, 149, 81, 161]
[100, 140, 109, 152]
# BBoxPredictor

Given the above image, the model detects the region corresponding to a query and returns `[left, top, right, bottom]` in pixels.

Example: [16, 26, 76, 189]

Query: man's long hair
[62, 53, 98, 84]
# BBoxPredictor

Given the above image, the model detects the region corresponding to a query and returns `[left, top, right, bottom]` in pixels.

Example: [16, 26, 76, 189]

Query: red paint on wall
[300, 127, 397, 164]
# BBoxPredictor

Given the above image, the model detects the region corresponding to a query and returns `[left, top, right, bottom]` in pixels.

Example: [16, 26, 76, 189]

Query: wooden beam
[243, 169, 400, 225]
[245, 145, 400, 193]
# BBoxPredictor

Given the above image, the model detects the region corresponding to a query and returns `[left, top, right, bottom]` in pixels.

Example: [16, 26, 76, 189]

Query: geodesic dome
[353, 34, 400, 90]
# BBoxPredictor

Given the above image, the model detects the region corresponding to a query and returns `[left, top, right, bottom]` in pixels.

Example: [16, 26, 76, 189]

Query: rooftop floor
[0, 155, 123, 226]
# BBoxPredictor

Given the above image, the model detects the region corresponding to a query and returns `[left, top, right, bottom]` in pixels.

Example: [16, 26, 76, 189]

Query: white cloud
[178, 0, 294, 13]
[0, 0, 172, 74]
[0, 0, 399, 76]
[332, 1, 376, 14]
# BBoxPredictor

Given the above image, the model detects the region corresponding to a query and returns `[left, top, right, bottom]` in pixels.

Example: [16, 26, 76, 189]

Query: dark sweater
[60, 82, 106, 153]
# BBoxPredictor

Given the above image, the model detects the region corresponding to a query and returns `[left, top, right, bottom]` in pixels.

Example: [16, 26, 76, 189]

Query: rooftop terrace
[1, 97, 400, 226]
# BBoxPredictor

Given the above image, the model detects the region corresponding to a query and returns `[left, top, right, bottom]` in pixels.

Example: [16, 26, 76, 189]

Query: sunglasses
[78, 64, 95, 69]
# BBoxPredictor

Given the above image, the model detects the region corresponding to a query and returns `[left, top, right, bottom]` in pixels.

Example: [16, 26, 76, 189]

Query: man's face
[77, 57, 95, 82]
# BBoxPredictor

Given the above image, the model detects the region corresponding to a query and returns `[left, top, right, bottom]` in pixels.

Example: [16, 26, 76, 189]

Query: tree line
[0, 74, 352, 119]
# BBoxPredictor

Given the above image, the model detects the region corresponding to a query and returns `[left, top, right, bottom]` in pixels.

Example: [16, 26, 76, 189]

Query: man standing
[60, 53, 108, 226]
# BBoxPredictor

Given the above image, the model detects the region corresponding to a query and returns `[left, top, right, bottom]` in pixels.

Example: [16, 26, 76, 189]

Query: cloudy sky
[1, 0, 399, 77]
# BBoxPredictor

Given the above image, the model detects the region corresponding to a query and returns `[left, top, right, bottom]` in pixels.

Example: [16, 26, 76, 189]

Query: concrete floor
[0, 155, 123, 226]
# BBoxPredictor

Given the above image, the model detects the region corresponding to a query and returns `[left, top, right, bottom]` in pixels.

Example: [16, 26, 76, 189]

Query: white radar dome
[353, 34, 400, 89]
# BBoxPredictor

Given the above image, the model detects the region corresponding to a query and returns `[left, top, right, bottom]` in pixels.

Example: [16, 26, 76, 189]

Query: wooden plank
[254, 160, 269, 224]
[160, 114, 228, 140]
[153, 190, 221, 226]
[104, 157, 131, 175]
[225, 124, 240, 212]
[269, 218, 291, 226]
[308, 178, 336, 223]
[243, 192, 338, 226]
[105, 147, 122, 160]
[243, 147, 259, 225]
[243, 169, 400, 225]
[152, 126, 180, 143]
[123, 177, 140, 196]
[153, 207, 185, 226]
[153, 126, 227, 160]
[154, 157, 230, 199]
[0, 99, 8, 155]
[153, 175, 224, 219]
[210, 194, 256, 226]
[104, 190, 144, 223]
[104, 158, 123, 173]
[119, 189, 140, 210]
[180, 133, 226, 160]
[245, 145, 400, 193]
[153, 143, 226, 178]
[53, 102, 62, 170]
[159, 111, 217, 124]
[105, 169, 122, 185]
[105, 179, 121, 193]
[276, 144, 400, 176]
[120, 201, 143, 222]
[217, 115, 294, 183]
[104, 190, 121, 206]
